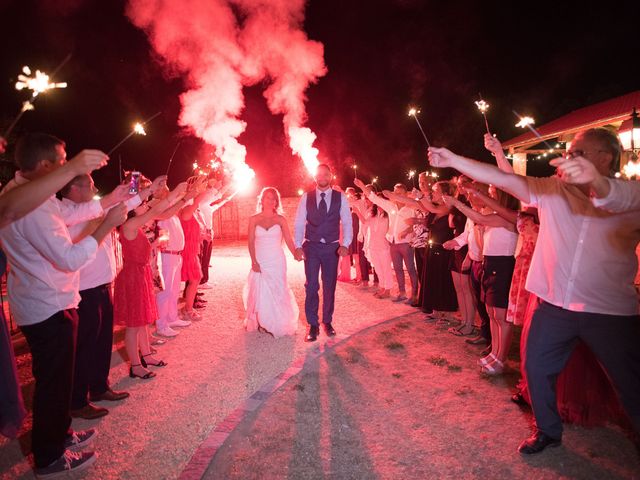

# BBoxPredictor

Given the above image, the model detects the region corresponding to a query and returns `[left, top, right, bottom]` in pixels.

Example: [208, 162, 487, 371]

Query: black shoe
[70, 404, 109, 420]
[89, 389, 130, 402]
[305, 326, 320, 342]
[511, 392, 529, 407]
[518, 432, 561, 454]
[323, 323, 336, 337]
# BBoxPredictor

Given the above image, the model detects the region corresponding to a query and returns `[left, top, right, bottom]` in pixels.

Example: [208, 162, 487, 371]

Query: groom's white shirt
[294, 187, 353, 248]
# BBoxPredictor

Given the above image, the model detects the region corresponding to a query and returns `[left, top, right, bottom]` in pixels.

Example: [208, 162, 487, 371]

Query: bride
[244, 187, 299, 337]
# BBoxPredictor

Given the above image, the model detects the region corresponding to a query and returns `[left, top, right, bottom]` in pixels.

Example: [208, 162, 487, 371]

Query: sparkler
[165, 140, 182, 177]
[371, 176, 379, 192]
[407, 169, 416, 187]
[3, 55, 71, 138]
[513, 110, 555, 152]
[475, 94, 491, 135]
[352, 163, 358, 179]
[408, 108, 431, 147]
[107, 112, 161, 157]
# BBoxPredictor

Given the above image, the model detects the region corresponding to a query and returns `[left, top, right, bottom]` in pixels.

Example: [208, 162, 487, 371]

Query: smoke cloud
[125, 0, 326, 181]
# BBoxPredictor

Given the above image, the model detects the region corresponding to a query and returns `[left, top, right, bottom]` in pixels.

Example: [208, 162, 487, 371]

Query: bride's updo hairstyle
[256, 187, 283, 214]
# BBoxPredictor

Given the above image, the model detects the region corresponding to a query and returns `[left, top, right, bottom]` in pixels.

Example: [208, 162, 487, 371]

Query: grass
[385, 342, 405, 351]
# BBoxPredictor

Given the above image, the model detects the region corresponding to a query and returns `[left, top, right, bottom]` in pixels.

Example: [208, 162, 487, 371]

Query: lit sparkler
[513, 110, 555, 151]
[3, 56, 71, 138]
[408, 107, 431, 147]
[107, 111, 161, 157]
[475, 94, 491, 135]
[352, 163, 358, 179]
[407, 169, 416, 187]
[371, 176, 379, 192]
[165, 140, 182, 177]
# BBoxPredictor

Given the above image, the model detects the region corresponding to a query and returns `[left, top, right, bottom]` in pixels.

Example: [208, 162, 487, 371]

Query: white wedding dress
[243, 224, 298, 337]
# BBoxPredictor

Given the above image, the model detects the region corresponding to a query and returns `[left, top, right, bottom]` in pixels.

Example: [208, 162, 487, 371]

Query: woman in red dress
[114, 183, 187, 379]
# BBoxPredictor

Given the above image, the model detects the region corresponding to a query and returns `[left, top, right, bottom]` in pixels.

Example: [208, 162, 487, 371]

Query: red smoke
[126, 0, 326, 179]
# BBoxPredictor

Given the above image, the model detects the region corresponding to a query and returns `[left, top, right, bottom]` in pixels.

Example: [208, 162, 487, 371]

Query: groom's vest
[305, 189, 341, 243]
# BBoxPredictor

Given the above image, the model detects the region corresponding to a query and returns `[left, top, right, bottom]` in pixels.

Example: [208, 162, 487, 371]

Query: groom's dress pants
[303, 241, 339, 326]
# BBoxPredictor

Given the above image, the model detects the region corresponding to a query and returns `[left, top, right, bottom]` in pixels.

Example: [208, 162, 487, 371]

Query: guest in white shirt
[0, 133, 127, 477]
[428, 127, 640, 455]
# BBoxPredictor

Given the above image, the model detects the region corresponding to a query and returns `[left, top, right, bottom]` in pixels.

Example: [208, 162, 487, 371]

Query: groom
[294, 164, 353, 342]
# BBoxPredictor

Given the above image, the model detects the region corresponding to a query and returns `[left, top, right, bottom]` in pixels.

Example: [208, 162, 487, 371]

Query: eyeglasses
[566, 149, 608, 158]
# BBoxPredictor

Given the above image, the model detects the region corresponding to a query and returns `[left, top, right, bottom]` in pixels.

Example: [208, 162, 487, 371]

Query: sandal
[129, 364, 156, 379]
[477, 352, 496, 367]
[141, 353, 167, 367]
[448, 325, 476, 337]
[481, 358, 505, 376]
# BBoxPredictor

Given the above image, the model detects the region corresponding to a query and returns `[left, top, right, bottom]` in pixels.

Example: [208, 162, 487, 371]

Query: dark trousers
[357, 241, 370, 282]
[21, 310, 77, 468]
[200, 239, 213, 284]
[303, 241, 339, 326]
[390, 242, 418, 294]
[414, 247, 426, 288]
[71, 285, 113, 410]
[526, 301, 640, 439]
[470, 260, 491, 342]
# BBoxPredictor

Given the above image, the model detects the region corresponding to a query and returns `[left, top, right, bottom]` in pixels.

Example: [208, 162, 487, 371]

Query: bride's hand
[251, 262, 261, 272]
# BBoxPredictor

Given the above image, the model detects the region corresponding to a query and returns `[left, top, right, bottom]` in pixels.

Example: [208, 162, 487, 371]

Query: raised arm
[428, 147, 531, 204]
[465, 186, 518, 224]
[0, 149, 108, 229]
[484, 134, 514, 174]
[382, 190, 423, 210]
[442, 195, 514, 230]
[418, 195, 450, 215]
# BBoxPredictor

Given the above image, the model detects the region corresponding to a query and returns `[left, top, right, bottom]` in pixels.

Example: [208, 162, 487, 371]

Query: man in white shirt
[0, 133, 126, 477]
[60, 173, 166, 419]
[428, 127, 640, 455]
[197, 179, 227, 288]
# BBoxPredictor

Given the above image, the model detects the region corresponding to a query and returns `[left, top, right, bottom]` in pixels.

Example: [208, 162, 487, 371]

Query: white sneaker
[181, 309, 202, 321]
[169, 318, 192, 328]
[155, 326, 179, 337]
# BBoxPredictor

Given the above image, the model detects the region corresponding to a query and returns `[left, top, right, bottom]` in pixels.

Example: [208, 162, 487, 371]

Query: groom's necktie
[319, 192, 328, 217]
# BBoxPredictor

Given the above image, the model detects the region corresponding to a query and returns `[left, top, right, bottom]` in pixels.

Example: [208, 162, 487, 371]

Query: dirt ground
[204, 313, 640, 480]
[1, 240, 638, 480]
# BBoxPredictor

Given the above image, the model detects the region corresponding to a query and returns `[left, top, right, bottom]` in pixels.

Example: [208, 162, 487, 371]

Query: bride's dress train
[243, 224, 298, 337]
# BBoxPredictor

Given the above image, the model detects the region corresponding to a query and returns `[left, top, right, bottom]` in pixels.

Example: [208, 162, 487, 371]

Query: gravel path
[0, 241, 417, 480]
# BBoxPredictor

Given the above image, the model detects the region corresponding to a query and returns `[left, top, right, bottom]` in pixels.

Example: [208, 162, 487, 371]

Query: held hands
[69, 149, 109, 175]
[294, 248, 305, 261]
[337, 246, 349, 257]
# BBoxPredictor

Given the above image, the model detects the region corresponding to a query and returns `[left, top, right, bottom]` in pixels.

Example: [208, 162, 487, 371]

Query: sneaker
[155, 326, 179, 337]
[35, 450, 96, 479]
[181, 309, 202, 321]
[64, 429, 97, 451]
[392, 295, 408, 303]
[170, 318, 192, 328]
[199, 282, 214, 290]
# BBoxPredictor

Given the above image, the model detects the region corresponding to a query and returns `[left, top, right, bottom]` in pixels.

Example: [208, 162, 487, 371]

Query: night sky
[0, 0, 638, 195]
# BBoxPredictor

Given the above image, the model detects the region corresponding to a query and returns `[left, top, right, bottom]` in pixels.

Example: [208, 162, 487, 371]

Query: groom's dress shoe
[305, 326, 320, 342]
[518, 432, 561, 454]
[323, 323, 336, 337]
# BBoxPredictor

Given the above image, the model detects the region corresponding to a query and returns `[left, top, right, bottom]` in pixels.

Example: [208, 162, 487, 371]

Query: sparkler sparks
[513, 110, 555, 151]
[106, 112, 161, 157]
[475, 94, 492, 135]
[408, 107, 431, 147]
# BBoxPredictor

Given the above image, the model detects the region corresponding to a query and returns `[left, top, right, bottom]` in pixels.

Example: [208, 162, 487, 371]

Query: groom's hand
[337, 246, 349, 257]
[294, 248, 304, 261]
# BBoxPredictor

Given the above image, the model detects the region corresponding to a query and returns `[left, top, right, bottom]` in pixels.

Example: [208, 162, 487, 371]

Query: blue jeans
[390, 242, 417, 295]
[303, 241, 340, 326]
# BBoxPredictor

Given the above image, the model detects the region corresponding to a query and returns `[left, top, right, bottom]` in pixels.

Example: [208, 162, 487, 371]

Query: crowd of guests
[333, 128, 639, 456]
[0, 125, 639, 477]
[0, 132, 231, 477]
